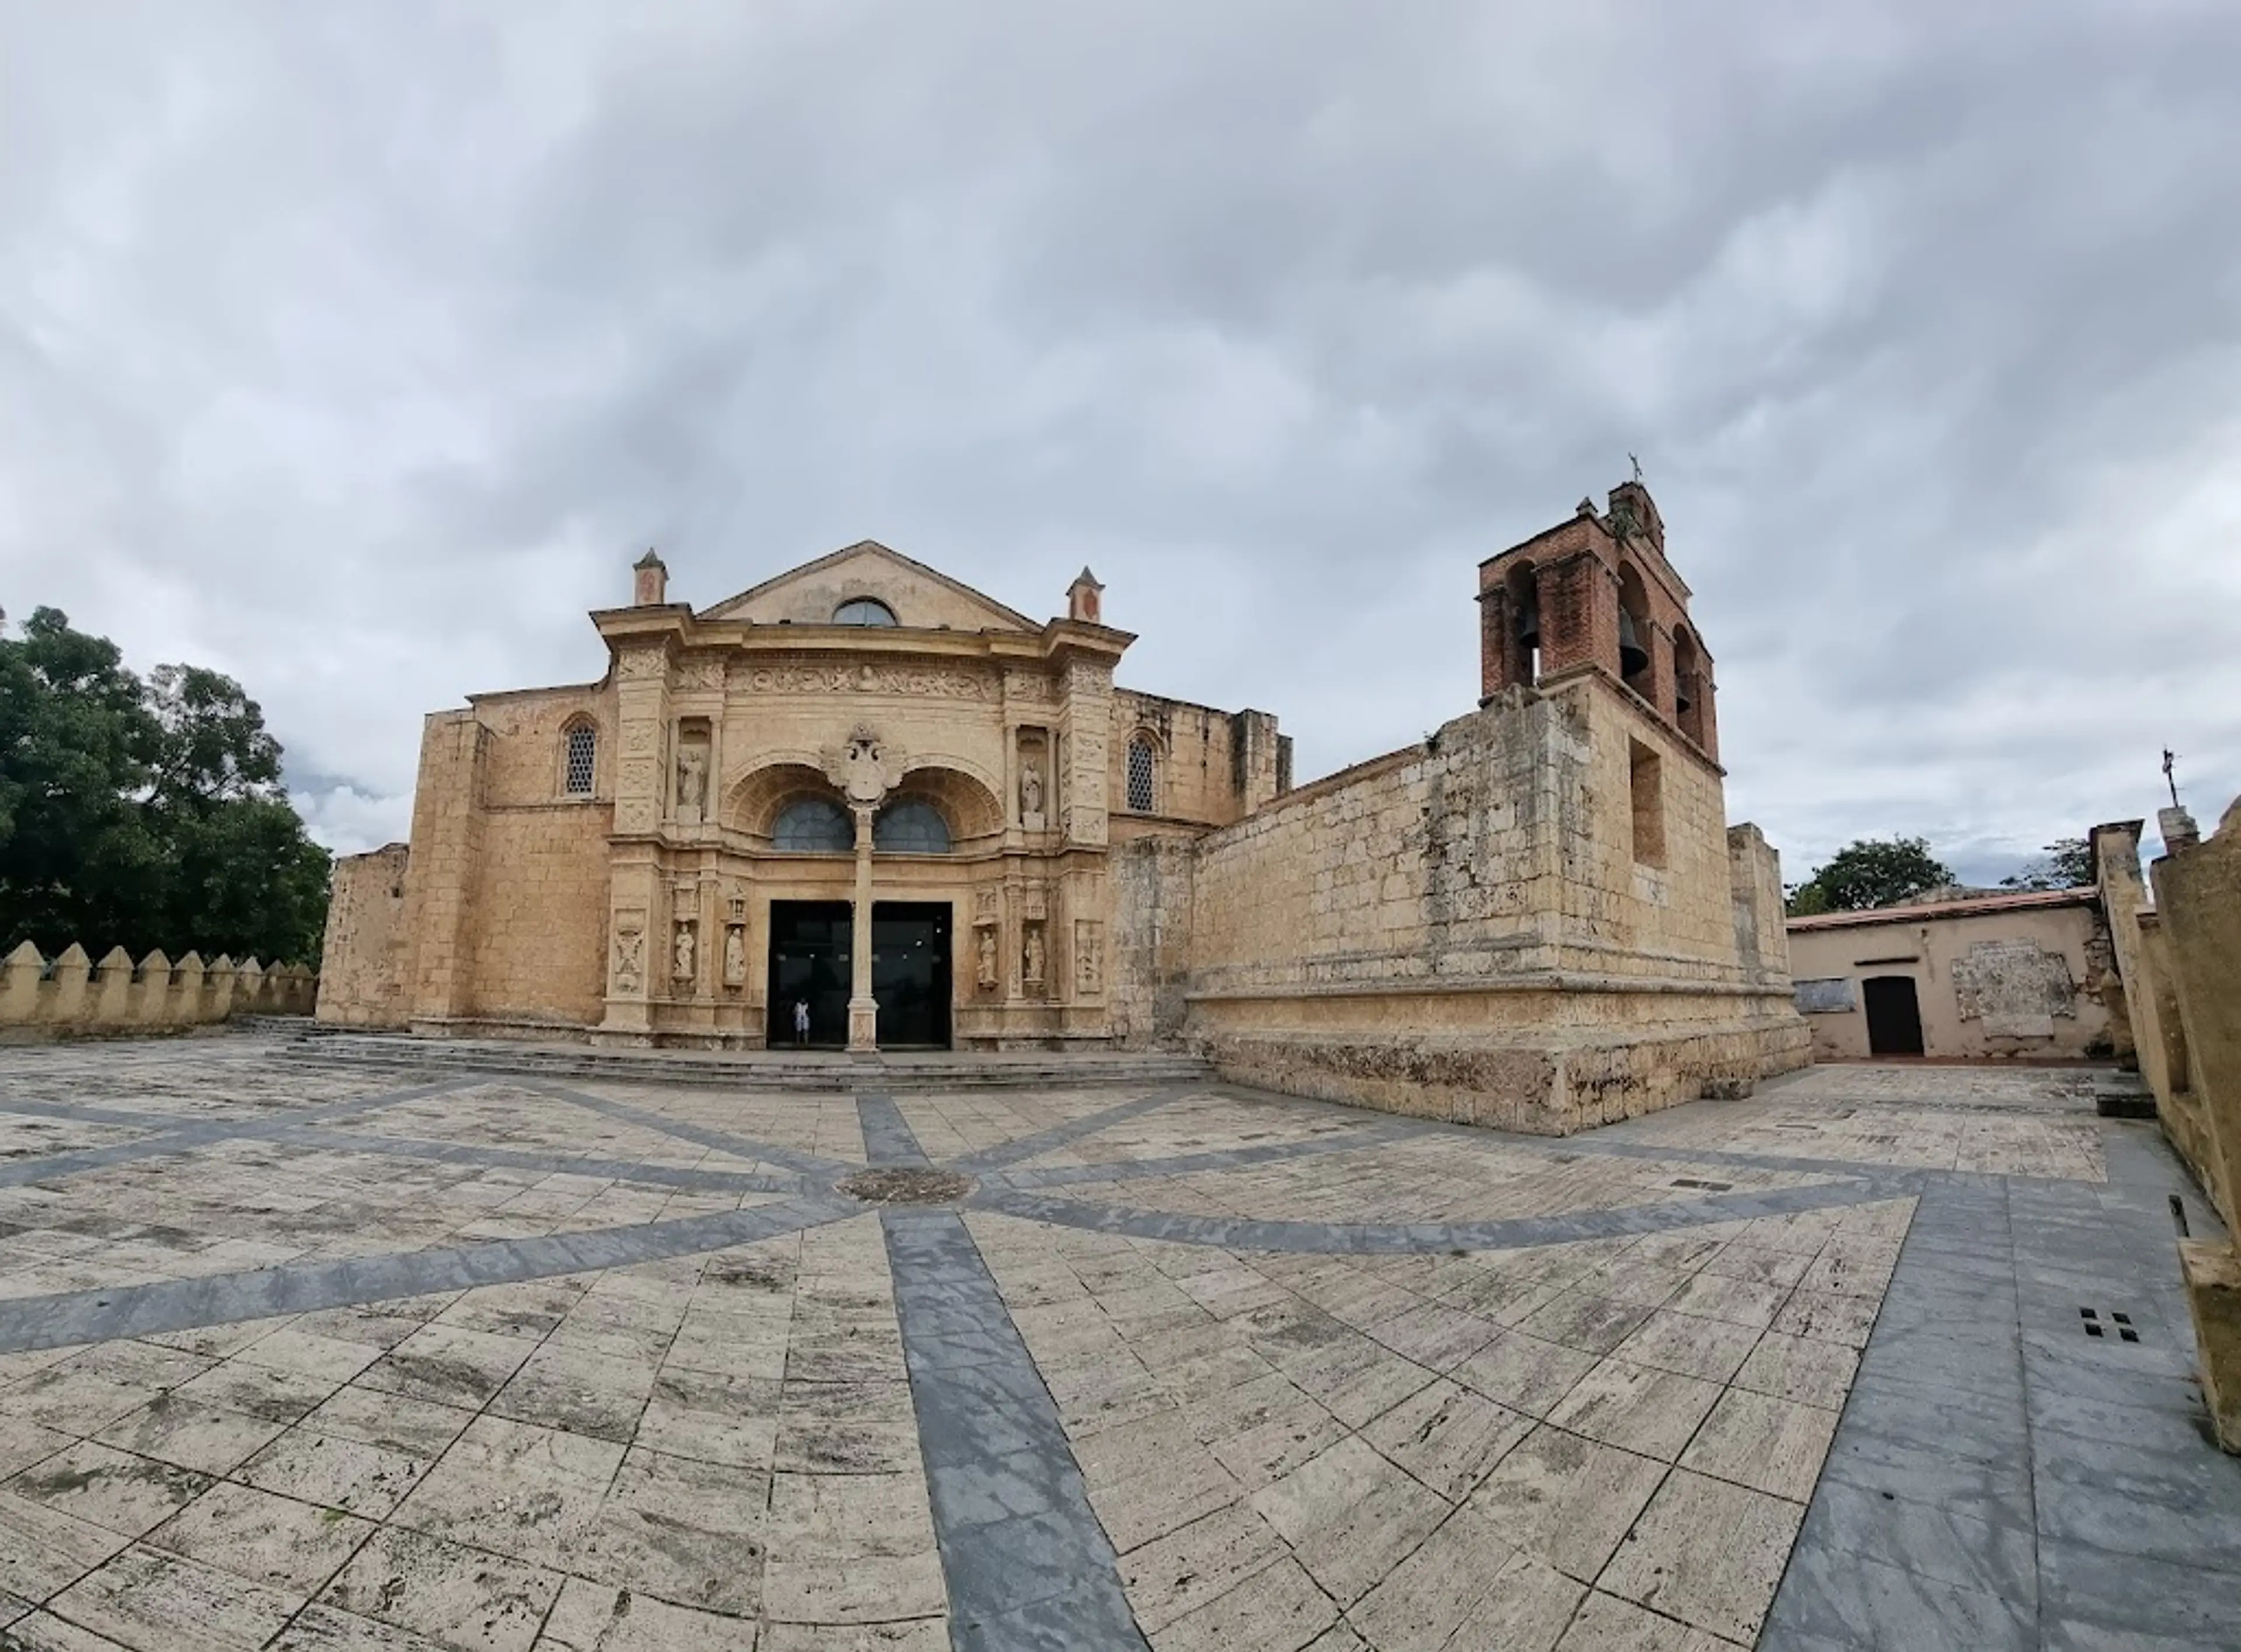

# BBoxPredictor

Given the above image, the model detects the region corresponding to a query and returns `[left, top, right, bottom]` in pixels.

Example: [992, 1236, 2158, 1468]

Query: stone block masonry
[1176, 675, 1807, 1134]
[315, 481, 1809, 1110]
[0, 941, 315, 1039]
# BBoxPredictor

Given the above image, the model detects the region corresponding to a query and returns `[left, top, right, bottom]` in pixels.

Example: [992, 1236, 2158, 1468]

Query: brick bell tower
[1475, 479, 1719, 763]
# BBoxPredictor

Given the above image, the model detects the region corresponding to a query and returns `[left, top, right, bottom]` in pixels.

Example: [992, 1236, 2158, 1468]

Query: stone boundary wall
[318, 843, 411, 1027]
[1108, 834, 1197, 1048]
[2094, 819, 2217, 1214]
[2095, 799, 2241, 1451]
[0, 942, 316, 1040]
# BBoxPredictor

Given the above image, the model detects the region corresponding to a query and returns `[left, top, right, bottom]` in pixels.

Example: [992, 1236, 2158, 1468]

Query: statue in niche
[673, 921, 696, 982]
[676, 746, 708, 822]
[976, 927, 999, 990]
[613, 930, 643, 993]
[1020, 760, 1044, 822]
[722, 925, 747, 986]
[1022, 925, 1046, 987]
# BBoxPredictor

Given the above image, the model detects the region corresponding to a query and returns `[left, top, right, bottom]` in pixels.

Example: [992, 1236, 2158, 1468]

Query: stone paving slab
[0, 1043, 2233, 1648]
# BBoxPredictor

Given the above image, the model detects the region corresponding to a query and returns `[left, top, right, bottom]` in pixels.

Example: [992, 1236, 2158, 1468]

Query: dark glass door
[767, 901, 852, 1048]
[872, 902, 951, 1049]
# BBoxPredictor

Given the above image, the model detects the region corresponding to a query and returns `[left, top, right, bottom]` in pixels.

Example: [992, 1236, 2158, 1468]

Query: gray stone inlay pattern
[860, 1094, 933, 1168]
[273, 1123, 816, 1197]
[9, 1053, 2236, 1647]
[0, 1194, 856, 1355]
[0, 1077, 477, 1189]
[532, 1078, 856, 1180]
[863, 1095, 1150, 1650]
[885, 1211, 1150, 1651]
[988, 1121, 1416, 1190]
[950, 1090, 1184, 1174]
[0, 1075, 1914, 1362]
[978, 1168, 1914, 1255]
[1762, 1122, 2241, 1651]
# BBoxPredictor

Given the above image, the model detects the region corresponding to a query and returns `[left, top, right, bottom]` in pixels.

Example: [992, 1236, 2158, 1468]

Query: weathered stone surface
[313, 486, 1807, 1134]
[7, 1043, 2232, 1648]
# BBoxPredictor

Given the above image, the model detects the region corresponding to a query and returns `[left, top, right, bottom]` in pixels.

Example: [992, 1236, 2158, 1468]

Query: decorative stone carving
[1075, 921, 1103, 996]
[676, 654, 725, 691]
[821, 725, 907, 806]
[1020, 887, 1048, 923]
[976, 927, 999, 990]
[973, 887, 999, 923]
[619, 755, 661, 801]
[676, 745, 708, 824]
[738, 664, 992, 700]
[722, 925, 748, 987]
[616, 647, 667, 679]
[672, 921, 696, 983]
[1020, 760, 1045, 827]
[612, 927, 643, 993]
[1022, 924, 1046, 990]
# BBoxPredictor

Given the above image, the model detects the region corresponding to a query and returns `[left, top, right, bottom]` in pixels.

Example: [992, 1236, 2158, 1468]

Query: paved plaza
[0, 1040, 2236, 1650]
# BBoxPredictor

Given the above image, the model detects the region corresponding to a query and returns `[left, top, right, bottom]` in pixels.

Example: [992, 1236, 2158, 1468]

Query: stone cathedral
[320, 481, 1809, 1134]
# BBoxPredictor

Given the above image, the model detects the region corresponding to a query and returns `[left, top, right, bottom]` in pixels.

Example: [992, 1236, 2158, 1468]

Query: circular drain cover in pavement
[838, 1167, 975, 1206]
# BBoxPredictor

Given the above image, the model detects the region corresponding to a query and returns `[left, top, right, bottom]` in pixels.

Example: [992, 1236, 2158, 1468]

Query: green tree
[1783, 879, 1832, 917]
[0, 609, 330, 963]
[142, 664, 331, 964]
[0, 607, 165, 949]
[2000, 837, 2094, 891]
[1786, 836, 1956, 914]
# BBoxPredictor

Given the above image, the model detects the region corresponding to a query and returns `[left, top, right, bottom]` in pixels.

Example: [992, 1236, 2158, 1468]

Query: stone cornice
[588, 606, 1132, 671]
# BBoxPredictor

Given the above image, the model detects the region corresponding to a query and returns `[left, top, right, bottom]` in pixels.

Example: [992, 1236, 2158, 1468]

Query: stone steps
[268, 1029, 1211, 1092]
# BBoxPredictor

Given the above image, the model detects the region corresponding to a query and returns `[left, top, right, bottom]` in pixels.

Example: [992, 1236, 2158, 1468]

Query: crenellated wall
[2095, 819, 2214, 1210]
[2094, 801, 2241, 1452]
[0, 942, 316, 1040]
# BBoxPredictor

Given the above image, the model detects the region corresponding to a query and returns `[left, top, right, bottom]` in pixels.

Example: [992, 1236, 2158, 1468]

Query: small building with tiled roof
[1787, 885, 2120, 1061]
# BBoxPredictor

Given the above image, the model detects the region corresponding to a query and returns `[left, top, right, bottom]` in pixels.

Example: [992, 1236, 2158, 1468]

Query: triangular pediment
[699, 542, 1039, 633]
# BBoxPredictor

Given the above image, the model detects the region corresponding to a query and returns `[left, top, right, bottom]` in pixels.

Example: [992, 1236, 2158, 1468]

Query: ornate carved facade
[322, 487, 1809, 1133]
[324, 540, 1288, 1050]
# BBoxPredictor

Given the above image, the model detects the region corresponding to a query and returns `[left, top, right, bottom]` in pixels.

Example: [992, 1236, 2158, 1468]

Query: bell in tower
[1618, 606, 1649, 679]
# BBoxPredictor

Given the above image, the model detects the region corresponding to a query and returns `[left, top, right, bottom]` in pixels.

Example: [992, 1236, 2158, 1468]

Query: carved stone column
[818, 722, 905, 1055]
[847, 802, 878, 1052]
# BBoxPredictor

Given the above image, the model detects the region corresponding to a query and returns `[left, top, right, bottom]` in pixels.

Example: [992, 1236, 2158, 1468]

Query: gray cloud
[3, 0, 2235, 888]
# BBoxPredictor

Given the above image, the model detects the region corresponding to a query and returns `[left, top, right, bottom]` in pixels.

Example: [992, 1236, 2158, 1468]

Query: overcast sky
[4, 2, 2236, 886]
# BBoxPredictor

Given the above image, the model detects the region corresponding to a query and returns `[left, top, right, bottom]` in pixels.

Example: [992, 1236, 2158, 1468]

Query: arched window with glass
[832, 597, 899, 627]
[873, 798, 952, 853]
[561, 721, 598, 797]
[1126, 736, 1158, 814]
[772, 796, 854, 853]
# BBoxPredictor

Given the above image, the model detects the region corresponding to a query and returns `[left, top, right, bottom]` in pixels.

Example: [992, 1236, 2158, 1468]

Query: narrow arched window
[874, 798, 951, 853]
[563, 723, 597, 796]
[1126, 737, 1157, 813]
[1673, 627, 1706, 746]
[832, 597, 898, 626]
[1617, 564, 1653, 692]
[773, 797, 853, 852]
